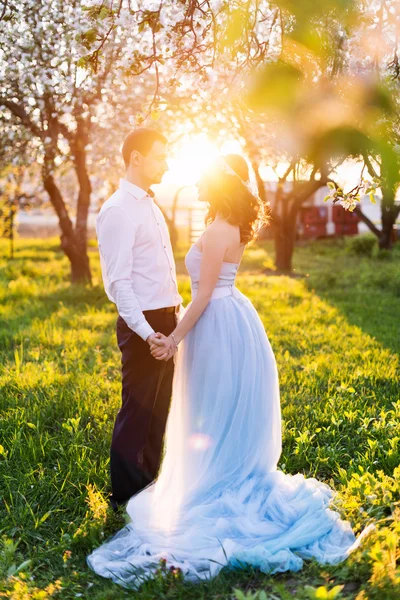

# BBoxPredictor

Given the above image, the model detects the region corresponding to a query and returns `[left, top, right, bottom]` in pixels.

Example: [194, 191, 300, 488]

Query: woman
[87, 154, 373, 588]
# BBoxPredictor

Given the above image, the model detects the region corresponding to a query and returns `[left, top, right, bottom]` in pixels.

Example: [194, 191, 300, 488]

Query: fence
[187, 206, 207, 244]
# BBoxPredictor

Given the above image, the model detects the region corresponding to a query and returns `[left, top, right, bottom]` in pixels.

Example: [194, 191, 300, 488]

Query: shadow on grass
[304, 281, 400, 356]
[0, 284, 113, 348]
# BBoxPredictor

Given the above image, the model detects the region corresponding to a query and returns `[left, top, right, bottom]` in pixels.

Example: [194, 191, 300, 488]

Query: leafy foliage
[345, 235, 378, 257]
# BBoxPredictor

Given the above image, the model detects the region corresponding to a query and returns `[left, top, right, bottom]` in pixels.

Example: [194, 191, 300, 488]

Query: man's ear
[130, 150, 141, 167]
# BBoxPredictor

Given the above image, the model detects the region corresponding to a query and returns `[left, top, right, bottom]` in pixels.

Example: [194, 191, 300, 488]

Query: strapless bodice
[185, 244, 238, 291]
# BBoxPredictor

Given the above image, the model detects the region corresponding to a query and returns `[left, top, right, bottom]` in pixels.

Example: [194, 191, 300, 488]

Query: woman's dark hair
[203, 154, 269, 244]
[122, 128, 168, 168]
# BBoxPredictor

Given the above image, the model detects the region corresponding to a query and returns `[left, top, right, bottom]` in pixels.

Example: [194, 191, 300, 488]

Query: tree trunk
[379, 189, 400, 249]
[271, 177, 327, 272]
[354, 197, 399, 250]
[61, 234, 93, 283]
[377, 160, 400, 249]
[379, 210, 393, 249]
[274, 229, 294, 271]
[273, 199, 298, 272]
[10, 204, 14, 260]
[42, 169, 91, 284]
[71, 130, 92, 284]
[353, 205, 381, 237]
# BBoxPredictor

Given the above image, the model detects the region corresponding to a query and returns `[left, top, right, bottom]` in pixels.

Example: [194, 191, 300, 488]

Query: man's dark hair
[122, 128, 168, 168]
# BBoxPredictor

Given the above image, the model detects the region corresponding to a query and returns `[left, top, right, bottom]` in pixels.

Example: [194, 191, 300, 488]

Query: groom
[96, 128, 182, 510]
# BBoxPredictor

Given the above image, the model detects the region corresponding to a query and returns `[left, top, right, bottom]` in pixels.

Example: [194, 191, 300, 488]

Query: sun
[164, 135, 219, 187]
[163, 134, 243, 187]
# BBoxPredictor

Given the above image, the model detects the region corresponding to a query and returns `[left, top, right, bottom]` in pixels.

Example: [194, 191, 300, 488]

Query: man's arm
[111, 280, 155, 342]
[98, 206, 155, 342]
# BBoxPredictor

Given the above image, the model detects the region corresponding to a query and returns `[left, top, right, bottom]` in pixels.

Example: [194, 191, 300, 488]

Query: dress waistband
[191, 284, 236, 300]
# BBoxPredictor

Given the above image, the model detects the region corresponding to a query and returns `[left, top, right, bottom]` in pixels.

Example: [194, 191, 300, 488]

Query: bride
[87, 154, 373, 588]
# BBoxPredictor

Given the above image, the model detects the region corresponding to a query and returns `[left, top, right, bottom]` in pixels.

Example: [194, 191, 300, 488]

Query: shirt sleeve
[97, 206, 155, 341]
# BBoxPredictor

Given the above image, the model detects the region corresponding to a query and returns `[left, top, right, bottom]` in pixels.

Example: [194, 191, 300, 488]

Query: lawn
[0, 237, 399, 600]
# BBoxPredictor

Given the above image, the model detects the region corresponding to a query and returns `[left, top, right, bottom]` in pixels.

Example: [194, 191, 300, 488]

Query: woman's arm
[151, 224, 230, 360]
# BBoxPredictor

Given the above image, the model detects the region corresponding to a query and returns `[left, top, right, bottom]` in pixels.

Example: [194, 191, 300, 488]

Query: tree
[0, 0, 131, 282]
[0, 168, 19, 260]
[328, 0, 400, 249]
[80, 0, 398, 272]
[0, 124, 42, 258]
[239, 1, 399, 268]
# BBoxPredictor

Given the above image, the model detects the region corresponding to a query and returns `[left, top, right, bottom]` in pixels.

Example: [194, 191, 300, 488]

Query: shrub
[372, 246, 393, 261]
[346, 234, 378, 257]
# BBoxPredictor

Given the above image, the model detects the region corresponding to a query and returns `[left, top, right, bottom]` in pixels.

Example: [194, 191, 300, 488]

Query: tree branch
[353, 205, 381, 237]
[0, 98, 43, 139]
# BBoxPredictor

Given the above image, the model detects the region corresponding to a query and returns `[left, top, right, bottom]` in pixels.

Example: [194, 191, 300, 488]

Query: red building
[298, 204, 360, 239]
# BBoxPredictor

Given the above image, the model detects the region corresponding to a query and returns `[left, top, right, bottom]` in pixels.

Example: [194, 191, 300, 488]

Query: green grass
[0, 237, 399, 600]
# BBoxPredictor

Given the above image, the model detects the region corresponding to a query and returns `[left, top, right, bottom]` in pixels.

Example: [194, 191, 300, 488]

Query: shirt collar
[119, 178, 154, 201]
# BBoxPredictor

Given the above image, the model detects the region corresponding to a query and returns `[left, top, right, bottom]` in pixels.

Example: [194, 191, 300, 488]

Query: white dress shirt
[96, 179, 182, 341]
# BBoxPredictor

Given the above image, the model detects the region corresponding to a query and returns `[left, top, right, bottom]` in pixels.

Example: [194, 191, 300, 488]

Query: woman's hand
[150, 333, 176, 361]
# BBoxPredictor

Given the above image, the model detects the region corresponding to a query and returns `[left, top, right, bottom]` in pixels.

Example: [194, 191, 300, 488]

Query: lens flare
[188, 433, 213, 451]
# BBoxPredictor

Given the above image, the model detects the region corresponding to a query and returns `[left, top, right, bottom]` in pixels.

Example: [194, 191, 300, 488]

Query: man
[96, 128, 182, 510]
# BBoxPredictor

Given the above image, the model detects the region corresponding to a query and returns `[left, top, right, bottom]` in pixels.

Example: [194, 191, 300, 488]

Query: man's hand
[149, 333, 176, 361]
[146, 332, 164, 348]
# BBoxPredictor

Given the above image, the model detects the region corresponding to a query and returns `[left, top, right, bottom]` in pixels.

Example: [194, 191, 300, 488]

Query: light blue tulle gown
[87, 244, 373, 588]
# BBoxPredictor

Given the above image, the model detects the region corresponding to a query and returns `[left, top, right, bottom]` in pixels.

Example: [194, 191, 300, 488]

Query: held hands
[147, 332, 177, 361]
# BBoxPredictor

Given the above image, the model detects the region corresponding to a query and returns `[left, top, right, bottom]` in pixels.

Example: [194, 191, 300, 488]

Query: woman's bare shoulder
[205, 218, 240, 240]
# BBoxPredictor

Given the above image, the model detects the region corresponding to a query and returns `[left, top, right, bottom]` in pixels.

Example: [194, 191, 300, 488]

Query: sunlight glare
[165, 135, 219, 186]
[164, 135, 244, 186]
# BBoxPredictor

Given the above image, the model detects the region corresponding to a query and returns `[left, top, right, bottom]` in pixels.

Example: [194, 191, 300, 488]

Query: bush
[346, 234, 378, 257]
[372, 246, 393, 261]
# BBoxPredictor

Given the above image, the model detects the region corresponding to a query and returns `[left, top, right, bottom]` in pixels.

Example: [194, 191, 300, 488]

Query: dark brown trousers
[110, 309, 177, 506]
